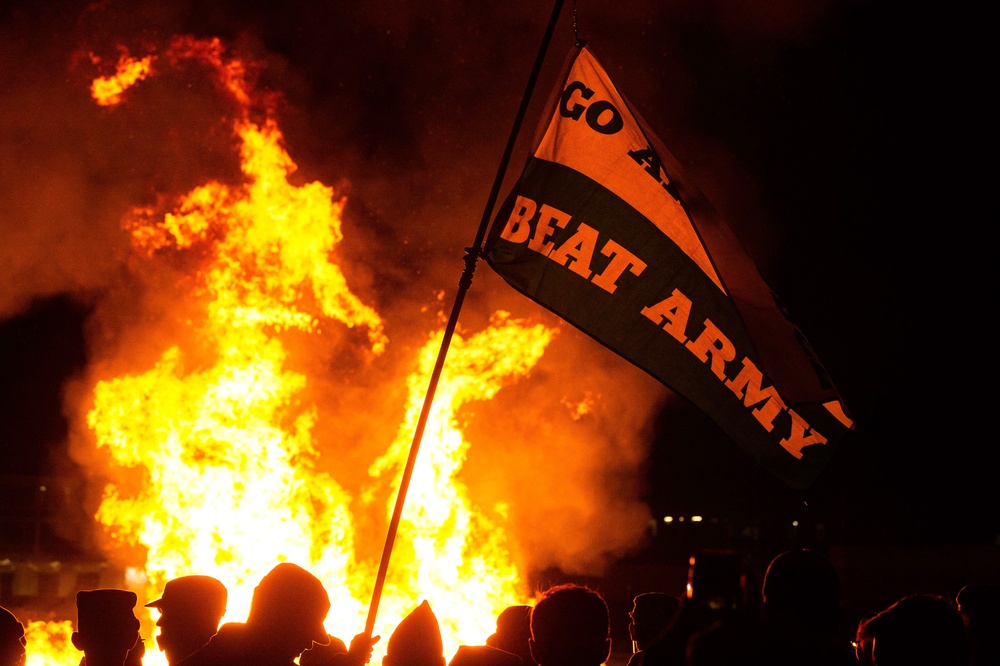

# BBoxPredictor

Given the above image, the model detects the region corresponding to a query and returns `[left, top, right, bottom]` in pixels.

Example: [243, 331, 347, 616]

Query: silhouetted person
[145, 575, 227, 665]
[692, 548, 855, 666]
[72, 589, 141, 666]
[124, 639, 144, 666]
[383, 600, 445, 666]
[301, 632, 379, 666]
[528, 584, 611, 666]
[449, 645, 522, 666]
[0, 606, 26, 666]
[857, 594, 971, 666]
[641, 550, 749, 666]
[299, 634, 347, 665]
[486, 605, 533, 665]
[956, 583, 1000, 666]
[625, 593, 679, 666]
[177, 562, 337, 666]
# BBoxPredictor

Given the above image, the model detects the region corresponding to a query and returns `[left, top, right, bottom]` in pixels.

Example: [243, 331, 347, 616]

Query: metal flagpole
[364, 0, 567, 637]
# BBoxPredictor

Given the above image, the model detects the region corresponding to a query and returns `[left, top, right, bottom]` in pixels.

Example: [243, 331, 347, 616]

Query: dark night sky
[0, 0, 994, 570]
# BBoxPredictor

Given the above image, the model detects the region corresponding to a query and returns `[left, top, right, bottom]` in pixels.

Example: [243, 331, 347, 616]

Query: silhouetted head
[124, 637, 145, 666]
[529, 585, 610, 666]
[299, 634, 348, 665]
[0, 606, 26, 666]
[246, 563, 331, 656]
[486, 605, 533, 664]
[957, 583, 1000, 662]
[628, 592, 678, 651]
[146, 575, 228, 664]
[761, 549, 840, 630]
[71, 589, 141, 666]
[862, 594, 971, 666]
[449, 645, 522, 666]
[384, 600, 445, 666]
[957, 582, 1000, 626]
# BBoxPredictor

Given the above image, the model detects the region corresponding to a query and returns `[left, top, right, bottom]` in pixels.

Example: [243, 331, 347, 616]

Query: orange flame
[366, 313, 553, 648]
[90, 51, 153, 106]
[27, 36, 556, 664]
[24, 621, 76, 666]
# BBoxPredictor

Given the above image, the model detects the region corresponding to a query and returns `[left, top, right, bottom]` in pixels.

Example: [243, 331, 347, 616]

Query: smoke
[1, 0, 840, 583]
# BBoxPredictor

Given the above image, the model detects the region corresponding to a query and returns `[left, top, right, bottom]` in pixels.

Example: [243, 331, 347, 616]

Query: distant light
[39, 486, 47, 492]
[691, 515, 703, 522]
[792, 520, 799, 527]
[125, 567, 148, 587]
[663, 516, 674, 523]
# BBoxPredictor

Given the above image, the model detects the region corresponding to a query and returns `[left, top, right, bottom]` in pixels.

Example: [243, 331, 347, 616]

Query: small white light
[663, 516, 674, 523]
[691, 515, 703, 522]
[792, 520, 799, 527]
[125, 567, 148, 587]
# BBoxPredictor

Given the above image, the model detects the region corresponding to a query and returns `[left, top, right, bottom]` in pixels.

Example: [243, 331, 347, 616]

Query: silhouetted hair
[0, 605, 25, 666]
[630, 592, 679, 648]
[247, 563, 330, 646]
[530, 584, 609, 665]
[861, 594, 971, 666]
[762, 549, 840, 627]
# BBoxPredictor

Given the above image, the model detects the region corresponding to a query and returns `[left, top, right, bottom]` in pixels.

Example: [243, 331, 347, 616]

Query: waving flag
[484, 46, 853, 490]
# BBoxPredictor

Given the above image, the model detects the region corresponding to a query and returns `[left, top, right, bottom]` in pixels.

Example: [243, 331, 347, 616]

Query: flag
[484, 46, 853, 490]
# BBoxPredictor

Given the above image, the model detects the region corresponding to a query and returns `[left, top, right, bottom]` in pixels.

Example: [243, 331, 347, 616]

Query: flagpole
[364, 0, 567, 637]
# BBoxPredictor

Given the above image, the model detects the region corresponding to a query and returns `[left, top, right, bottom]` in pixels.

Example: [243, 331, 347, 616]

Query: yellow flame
[24, 36, 557, 664]
[90, 52, 153, 106]
[24, 621, 75, 666]
[366, 312, 554, 651]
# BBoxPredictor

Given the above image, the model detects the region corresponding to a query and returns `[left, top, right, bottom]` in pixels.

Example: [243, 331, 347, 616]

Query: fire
[25, 35, 555, 664]
[90, 50, 153, 106]
[24, 622, 76, 666]
[367, 313, 554, 648]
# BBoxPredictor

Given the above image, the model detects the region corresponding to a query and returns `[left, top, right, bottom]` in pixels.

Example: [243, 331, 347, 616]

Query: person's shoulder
[175, 623, 250, 666]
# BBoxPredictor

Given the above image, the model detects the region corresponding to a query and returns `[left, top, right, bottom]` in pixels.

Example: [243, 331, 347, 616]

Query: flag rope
[364, 0, 568, 638]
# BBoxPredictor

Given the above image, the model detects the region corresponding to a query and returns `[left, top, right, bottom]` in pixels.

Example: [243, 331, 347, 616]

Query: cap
[146, 575, 228, 619]
[250, 563, 330, 645]
[486, 605, 531, 651]
[76, 589, 139, 634]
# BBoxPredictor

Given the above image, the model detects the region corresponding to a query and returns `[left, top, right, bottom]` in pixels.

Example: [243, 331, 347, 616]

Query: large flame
[24, 36, 554, 665]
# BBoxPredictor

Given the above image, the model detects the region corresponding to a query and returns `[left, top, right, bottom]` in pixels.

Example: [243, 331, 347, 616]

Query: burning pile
[23, 37, 553, 665]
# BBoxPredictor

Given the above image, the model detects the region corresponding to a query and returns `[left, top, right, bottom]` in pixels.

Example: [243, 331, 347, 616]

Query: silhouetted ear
[71, 631, 83, 651]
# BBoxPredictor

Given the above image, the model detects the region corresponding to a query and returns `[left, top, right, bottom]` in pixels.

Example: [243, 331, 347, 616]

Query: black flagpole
[364, 0, 567, 637]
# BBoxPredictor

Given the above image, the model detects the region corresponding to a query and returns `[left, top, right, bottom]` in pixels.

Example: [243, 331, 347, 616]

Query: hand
[347, 632, 380, 665]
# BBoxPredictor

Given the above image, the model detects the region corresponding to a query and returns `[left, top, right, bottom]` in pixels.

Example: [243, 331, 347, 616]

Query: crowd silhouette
[0, 548, 995, 666]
